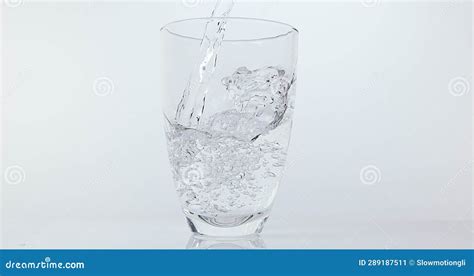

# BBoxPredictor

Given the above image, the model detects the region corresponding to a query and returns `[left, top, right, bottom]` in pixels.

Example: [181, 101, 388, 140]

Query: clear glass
[186, 234, 266, 249]
[160, 17, 298, 237]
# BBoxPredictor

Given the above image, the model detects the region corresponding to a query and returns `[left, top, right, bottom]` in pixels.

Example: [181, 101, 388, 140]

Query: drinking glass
[160, 17, 298, 236]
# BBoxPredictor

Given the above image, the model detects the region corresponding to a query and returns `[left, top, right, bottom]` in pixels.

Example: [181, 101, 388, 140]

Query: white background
[1, 0, 472, 249]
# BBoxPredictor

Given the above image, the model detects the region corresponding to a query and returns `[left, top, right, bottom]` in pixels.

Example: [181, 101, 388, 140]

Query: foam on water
[166, 66, 293, 216]
[166, 121, 289, 216]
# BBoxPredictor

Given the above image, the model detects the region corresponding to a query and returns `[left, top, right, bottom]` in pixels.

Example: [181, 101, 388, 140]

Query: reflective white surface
[4, 217, 472, 249]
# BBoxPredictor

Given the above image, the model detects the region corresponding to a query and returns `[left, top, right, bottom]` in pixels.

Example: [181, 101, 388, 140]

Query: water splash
[166, 66, 294, 216]
[175, 0, 235, 127]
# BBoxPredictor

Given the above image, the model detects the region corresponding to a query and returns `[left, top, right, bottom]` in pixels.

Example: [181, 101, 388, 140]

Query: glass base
[184, 210, 270, 237]
[186, 234, 266, 249]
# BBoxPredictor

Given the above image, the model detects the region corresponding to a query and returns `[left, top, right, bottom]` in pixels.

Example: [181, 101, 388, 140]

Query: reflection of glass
[160, 18, 298, 236]
[186, 234, 266, 249]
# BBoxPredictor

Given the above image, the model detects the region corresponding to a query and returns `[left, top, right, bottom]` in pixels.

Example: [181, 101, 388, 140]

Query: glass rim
[160, 17, 299, 42]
